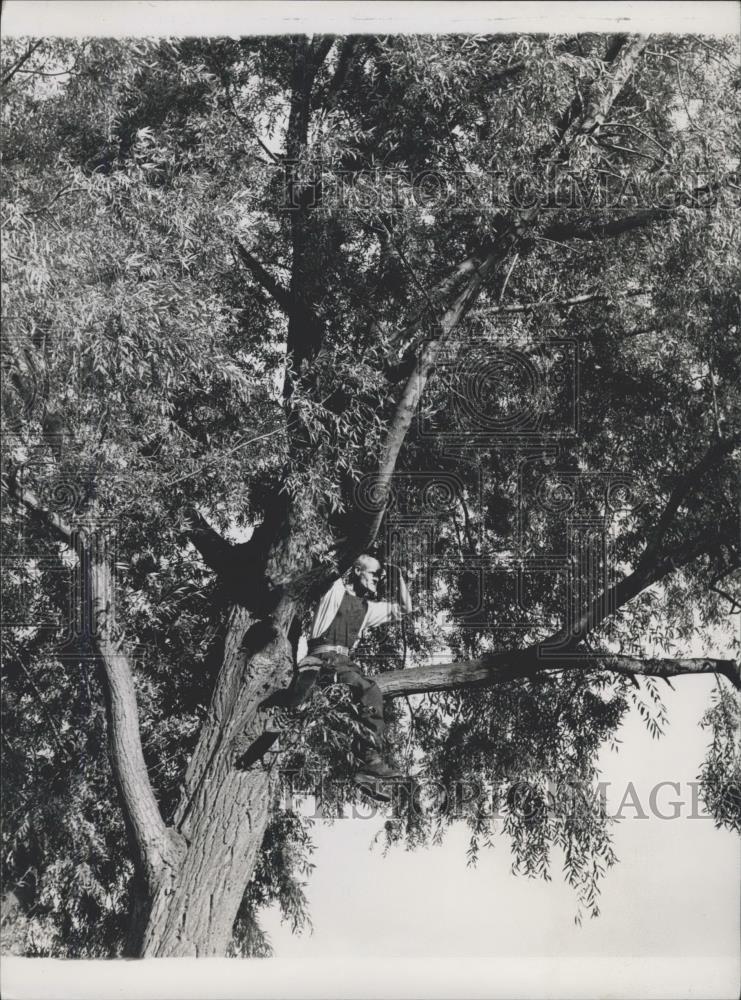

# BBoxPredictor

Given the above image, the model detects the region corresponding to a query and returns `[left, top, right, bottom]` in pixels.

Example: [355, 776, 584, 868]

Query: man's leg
[330, 664, 401, 780]
[258, 657, 323, 710]
[237, 660, 323, 770]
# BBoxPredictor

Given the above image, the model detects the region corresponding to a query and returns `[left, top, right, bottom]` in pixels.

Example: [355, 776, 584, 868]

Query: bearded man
[255, 555, 413, 792]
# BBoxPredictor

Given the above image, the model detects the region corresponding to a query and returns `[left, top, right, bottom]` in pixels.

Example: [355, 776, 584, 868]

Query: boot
[353, 753, 402, 804]
[354, 751, 403, 782]
[353, 779, 392, 804]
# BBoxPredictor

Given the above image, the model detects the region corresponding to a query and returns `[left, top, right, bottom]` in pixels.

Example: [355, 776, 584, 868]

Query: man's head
[351, 554, 383, 597]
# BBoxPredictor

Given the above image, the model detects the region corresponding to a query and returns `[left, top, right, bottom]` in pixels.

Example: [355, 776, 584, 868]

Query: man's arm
[310, 576, 346, 639]
[362, 565, 413, 631]
[390, 564, 413, 614]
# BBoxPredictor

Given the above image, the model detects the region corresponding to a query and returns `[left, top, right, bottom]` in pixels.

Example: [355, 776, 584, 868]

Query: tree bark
[136, 599, 295, 956]
[376, 653, 741, 698]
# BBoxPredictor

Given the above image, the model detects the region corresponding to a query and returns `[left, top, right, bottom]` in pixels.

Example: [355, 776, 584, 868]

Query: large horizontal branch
[376, 515, 740, 702]
[376, 653, 740, 699]
[543, 208, 673, 242]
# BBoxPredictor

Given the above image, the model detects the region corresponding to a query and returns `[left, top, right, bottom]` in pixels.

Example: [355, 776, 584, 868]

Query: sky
[7, 676, 735, 999]
[2, 2, 739, 38]
[260, 675, 740, 961]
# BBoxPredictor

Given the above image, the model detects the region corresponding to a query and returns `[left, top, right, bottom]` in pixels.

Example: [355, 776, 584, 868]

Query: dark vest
[308, 589, 367, 652]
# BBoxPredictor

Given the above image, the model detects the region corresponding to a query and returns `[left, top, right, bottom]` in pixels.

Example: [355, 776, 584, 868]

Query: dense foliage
[1, 33, 739, 956]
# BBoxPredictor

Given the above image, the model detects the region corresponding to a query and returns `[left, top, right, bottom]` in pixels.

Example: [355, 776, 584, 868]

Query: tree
[1, 32, 739, 957]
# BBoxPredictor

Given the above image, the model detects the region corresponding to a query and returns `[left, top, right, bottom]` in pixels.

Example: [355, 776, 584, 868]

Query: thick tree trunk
[135, 599, 295, 956]
[131, 39, 338, 956]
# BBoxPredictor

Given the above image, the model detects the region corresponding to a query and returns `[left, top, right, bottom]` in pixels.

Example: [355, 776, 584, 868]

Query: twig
[2, 40, 44, 87]
[14, 68, 81, 78]
[533, 235, 587, 256]
[690, 35, 736, 69]
[482, 286, 650, 316]
[162, 427, 284, 488]
[224, 86, 281, 165]
[597, 141, 662, 164]
[498, 252, 519, 304]
[602, 120, 673, 159]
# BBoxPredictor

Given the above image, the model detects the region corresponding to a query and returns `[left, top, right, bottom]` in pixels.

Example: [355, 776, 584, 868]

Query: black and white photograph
[1, 2, 739, 998]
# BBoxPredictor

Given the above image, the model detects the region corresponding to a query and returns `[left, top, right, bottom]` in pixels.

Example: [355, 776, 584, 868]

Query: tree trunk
[135, 599, 295, 956]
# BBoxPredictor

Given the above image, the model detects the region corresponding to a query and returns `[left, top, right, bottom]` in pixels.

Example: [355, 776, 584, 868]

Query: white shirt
[310, 576, 402, 648]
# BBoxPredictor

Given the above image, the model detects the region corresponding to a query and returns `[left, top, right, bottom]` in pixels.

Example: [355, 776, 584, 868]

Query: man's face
[355, 558, 382, 596]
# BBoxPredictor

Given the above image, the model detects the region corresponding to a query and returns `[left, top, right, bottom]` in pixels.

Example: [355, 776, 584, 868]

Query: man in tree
[259, 555, 413, 792]
[3, 31, 739, 959]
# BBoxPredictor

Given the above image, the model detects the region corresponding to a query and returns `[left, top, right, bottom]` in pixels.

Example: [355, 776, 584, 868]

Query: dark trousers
[275, 653, 385, 754]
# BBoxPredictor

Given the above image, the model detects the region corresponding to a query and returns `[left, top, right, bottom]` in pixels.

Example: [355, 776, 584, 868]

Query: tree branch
[3, 474, 72, 543]
[282, 36, 333, 376]
[233, 241, 294, 315]
[310, 35, 335, 72]
[3, 467, 261, 600]
[543, 208, 673, 242]
[222, 89, 281, 165]
[534, 34, 642, 162]
[312, 35, 360, 112]
[567, 516, 738, 647]
[89, 550, 183, 886]
[386, 253, 485, 352]
[345, 251, 500, 559]
[183, 507, 238, 577]
[489, 286, 649, 315]
[292, 33, 654, 596]
[376, 653, 740, 698]
[384, 274, 652, 386]
[543, 175, 739, 244]
[375, 513, 739, 701]
[561, 36, 648, 145]
[1, 40, 44, 87]
[637, 433, 741, 573]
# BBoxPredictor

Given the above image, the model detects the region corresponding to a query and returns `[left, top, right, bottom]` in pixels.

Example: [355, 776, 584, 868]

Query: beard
[353, 579, 378, 599]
